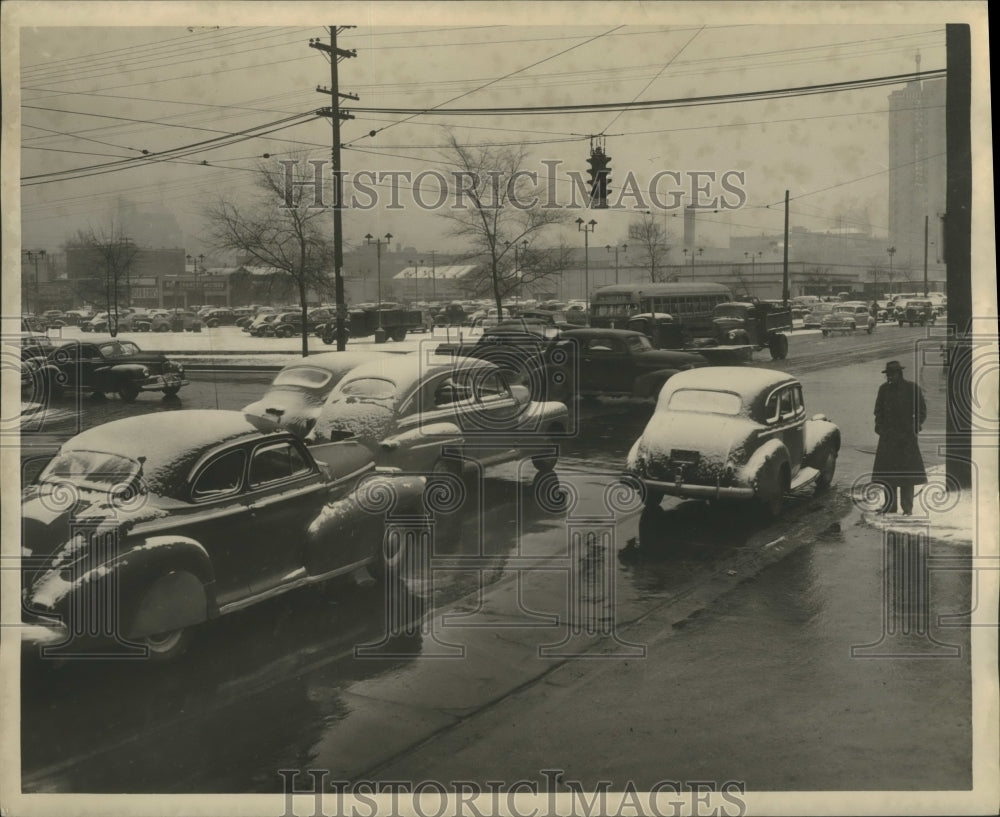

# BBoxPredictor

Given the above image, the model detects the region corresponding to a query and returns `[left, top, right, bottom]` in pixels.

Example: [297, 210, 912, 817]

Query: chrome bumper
[640, 477, 754, 501]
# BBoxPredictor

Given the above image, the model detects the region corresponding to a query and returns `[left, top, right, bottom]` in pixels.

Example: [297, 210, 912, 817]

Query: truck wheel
[768, 334, 788, 360]
[118, 382, 140, 402]
[391, 329, 407, 342]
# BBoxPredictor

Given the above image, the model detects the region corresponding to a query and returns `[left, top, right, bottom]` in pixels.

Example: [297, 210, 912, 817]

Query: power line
[347, 69, 946, 116]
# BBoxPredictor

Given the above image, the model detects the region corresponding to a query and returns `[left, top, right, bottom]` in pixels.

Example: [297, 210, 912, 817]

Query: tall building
[888, 60, 947, 269]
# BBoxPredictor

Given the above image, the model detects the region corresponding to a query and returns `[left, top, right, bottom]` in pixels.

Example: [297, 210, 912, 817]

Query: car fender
[803, 418, 841, 464]
[25, 534, 215, 637]
[633, 369, 680, 398]
[738, 437, 790, 494]
[381, 421, 464, 452]
[109, 363, 150, 381]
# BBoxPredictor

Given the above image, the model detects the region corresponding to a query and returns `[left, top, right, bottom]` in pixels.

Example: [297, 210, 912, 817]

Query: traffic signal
[586, 147, 612, 209]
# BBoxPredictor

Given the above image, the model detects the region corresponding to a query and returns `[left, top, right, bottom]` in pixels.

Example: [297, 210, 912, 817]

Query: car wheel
[391, 329, 407, 342]
[898, 320, 904, 327]
[815, 447, 838, 491]
[207, 320, 218, 329]
[163, 386, 181, 398]
[866, 325, 873, 334]
[756, 463, 788, 520]
[118, 382, 140, 402]
[531, 424, 563, 473]
[821, 329, 829, 337]
[141, 627, 192, 662]
[322, 335, 333, 345]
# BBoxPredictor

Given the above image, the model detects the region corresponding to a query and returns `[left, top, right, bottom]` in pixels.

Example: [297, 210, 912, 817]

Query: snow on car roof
[336, 354, 499, 397]
[60, 410, 265, 493]
[663, 366, 797, 396]
[275, 350, 389, 376]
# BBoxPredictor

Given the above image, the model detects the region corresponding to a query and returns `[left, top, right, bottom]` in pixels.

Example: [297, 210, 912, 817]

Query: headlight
[140, 366, 150, 377]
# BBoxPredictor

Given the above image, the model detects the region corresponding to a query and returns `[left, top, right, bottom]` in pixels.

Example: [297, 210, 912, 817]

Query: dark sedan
[20, 410, 425, 661]
[33, 339, 188, 401]
[557, 328, 708, 399]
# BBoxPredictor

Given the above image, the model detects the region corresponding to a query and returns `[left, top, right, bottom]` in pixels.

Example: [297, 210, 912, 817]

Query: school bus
[589, 282, 733, 335]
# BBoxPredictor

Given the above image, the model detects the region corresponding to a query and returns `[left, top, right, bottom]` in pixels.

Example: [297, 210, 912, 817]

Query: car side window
[192, 450, 247, 501]
[764, 392, 781, 424]
[791, 385, 805, 417]
[475, 371, 511, 401]
[778, 388, 796, 421]
[248, 441, 311, 488]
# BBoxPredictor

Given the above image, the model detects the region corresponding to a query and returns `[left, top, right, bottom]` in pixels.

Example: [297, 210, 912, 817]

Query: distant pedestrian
[872, 360, 927, 514]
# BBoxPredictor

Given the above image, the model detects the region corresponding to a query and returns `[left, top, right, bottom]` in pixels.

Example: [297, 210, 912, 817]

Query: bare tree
[65, 223, 139, 336]
[627, 213, 673, 283]
[438, 133, 569, 317]
[203, 155, 335, 356]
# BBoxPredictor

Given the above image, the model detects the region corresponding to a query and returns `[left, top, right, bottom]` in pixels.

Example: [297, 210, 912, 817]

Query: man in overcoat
[872, 360, 927, 514]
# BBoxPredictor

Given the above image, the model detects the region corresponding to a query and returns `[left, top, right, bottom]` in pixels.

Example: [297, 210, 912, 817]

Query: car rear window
[339, 377, 396, 400]
[666, 388, 742, 416]
[273, 366, 334, 389]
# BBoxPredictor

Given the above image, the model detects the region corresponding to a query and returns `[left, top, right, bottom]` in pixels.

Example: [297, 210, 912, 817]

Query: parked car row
[20, 324, 842, 664]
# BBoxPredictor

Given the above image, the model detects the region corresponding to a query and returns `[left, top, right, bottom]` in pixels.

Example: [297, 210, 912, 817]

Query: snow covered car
[242, 351, 389, 438]
[625, 367, 840, 517]
[20, 410, 425, 661]
[311, 356, 570, 477]
[820, 302, 875, 335]
[33, 339, 188, 401]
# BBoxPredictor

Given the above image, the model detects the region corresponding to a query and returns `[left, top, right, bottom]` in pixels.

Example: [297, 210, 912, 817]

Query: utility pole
[22, 249, 46, 315]
[922, 214, 929, 296]
[782, 189, 790, 304]
[312, 26, 357, 351]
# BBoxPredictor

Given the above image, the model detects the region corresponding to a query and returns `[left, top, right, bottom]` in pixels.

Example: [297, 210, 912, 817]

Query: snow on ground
[855, 465, 976, 545]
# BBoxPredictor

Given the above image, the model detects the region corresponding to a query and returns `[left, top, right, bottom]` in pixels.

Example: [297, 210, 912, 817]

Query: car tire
[163, 386, 181, 398]
[392, 329, 407, 342]
[531, 424, 563, 473]
[756, 463, 788, 520]
[815, 447, 838, 491]
[768, 334, 789, 360]
[118, 382, 140, 402]
[821, 329, 829, 337]
[898, 320, 904, 327]
[207, 320, 218, 329]
[140, 627, 193, 662]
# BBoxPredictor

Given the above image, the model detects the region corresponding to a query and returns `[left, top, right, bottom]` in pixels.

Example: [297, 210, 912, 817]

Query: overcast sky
[7, 2, 981, 263]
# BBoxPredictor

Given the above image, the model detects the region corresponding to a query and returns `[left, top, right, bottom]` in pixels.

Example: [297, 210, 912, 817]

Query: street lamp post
[22, 249, 46, 315]
[744, 250, 761, 297]
[606, 243, 627, 285]
[886, 246, 896, 297]
[408, 258, 422, 305]
[186, 253, 205, 308]
[366, 232, 393, 335]
[683, 247, 703, 280]
[429, 250, 437, 300]
[576, 218, 597, 309]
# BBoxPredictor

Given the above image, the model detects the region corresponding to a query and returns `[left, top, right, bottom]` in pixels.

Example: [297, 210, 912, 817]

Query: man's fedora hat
[881, 360, 905, 373]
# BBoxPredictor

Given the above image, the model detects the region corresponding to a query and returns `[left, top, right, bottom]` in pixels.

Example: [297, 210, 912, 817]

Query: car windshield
[714, 305, 748, 319]
[39, 449, 141, 491]
[338, 377, 396, 400]
[273, 366, 334, 389]
[833, 306, 856, 315]
[667, 388, 742, 416]
[626, 335, 653, 352]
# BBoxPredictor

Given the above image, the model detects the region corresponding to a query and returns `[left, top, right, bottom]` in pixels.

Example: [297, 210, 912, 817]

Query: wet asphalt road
[17, 324, 969, 793]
